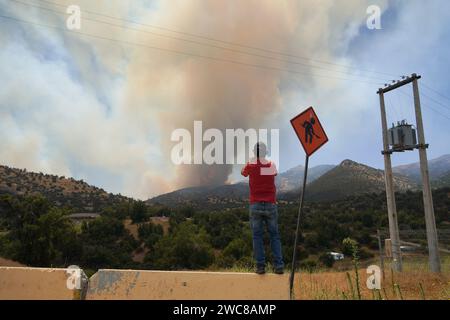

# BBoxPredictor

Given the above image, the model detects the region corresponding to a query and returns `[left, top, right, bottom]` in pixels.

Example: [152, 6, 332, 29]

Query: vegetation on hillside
[0, 165, 131, 212]
[0, 187, 448, 272]
[432, 171, 450, 189]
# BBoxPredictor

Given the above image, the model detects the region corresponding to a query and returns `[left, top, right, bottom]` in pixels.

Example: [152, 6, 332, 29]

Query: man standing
[241, 142, 284, 274]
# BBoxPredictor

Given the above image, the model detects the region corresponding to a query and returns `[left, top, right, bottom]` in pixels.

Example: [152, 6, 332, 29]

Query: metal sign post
[289, 155, 309, 300]
[289, 106, 328, 299]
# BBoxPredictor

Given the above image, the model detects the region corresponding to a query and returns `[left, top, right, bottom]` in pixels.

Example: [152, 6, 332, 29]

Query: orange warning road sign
[291, 106, 328, 157]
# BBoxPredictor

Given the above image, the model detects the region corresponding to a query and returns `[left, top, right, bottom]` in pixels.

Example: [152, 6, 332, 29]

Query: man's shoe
[274, 267, 284, 274]
[255, 266, 266, 274]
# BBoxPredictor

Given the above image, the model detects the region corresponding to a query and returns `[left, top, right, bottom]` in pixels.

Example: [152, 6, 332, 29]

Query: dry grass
[124, 218, 169, 263]
[293, 255, 450, 300]
[224, 255, 450, 300]
[294, 269, 449, 300]
[124, 217, 170, 240]
[131, 245, 149, 263]
[150, 216, 170, 234]
[124, 219, 140, 239]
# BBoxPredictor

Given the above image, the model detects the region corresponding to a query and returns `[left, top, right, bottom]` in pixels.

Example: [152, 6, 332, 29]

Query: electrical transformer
[388, 120, 417, 150]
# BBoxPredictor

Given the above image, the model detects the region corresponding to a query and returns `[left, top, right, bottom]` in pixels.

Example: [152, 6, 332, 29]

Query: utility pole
[377, 73, 441, 273]
[378, 90, 402, 271]
[412, 75, 441, 272]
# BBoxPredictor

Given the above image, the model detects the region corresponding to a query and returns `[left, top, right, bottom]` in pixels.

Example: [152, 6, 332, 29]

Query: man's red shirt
[241, 158, 277, 204]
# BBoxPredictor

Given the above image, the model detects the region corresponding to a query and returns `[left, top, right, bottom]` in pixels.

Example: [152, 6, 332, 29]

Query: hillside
[149, 183, 249, 209]
[432, 170, 450, 189]
[0, 165, 130, 212]
[393, 154, 450, 183]
[2, 181, 449, 278]
[149, 159, 427, 207]
[149, 164, 336, 209]
[276, 164, 335, 192]
[282, 159, 418, 202]
[3, 155, 448, 211]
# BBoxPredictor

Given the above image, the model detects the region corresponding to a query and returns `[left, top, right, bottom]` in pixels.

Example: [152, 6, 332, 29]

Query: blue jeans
[249, 202, 284, 269]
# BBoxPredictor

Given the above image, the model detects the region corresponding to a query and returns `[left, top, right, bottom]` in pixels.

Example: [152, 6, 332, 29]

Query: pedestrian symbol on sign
[291, 107, 328, 156]
[302, 116, 321, 144]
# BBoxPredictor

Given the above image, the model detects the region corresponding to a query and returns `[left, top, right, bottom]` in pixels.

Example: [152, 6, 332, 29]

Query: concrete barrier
[0, 267, 292, 300]
[87, 269, 290, 300]
[0, 266, 87, 300]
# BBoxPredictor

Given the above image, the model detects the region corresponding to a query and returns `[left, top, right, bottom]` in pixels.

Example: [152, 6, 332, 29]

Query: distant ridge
[0, 165, 130, 211]
[2, 154, 449, 210]
[149, 156, 450, 207]
[393, 154, 450, 183]
[298, 159, 418, 202]
[148, 183, 249, 209]
[149, 159, 423, 207]
[276, 164, 335, 192]
[148, 164, 335, 209]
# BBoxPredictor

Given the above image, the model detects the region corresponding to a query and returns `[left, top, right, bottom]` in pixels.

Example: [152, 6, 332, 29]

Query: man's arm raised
[241, 163, 250, 177]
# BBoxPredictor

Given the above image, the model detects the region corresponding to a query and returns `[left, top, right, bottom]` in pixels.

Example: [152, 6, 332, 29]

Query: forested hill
[0, 165, 130, 212]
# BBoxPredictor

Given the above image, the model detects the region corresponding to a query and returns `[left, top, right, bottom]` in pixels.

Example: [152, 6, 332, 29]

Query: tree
[130, 201, 148, 223]
[216, 237, 253, 268]
[195, 212, 242, 249]
[168, 211, 186, 233]
[138, 222, 163, 249]
[81, 216, 126, 246]
[156, 206, 171, 217]
[102, 202, 130, 220]
[80, 216, 138, 269]
[145, 221, 214, 270]
[0, 195, 79, 266]
[179, 206, 195, 218]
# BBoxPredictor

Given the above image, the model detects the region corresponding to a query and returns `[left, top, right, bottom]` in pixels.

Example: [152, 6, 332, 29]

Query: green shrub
[138, 223, 163, 249]
[300, 259, 317, 273]
[145, 221, 214, 270]
[319, 253, 335, 268]
[130, 201, 149, 223]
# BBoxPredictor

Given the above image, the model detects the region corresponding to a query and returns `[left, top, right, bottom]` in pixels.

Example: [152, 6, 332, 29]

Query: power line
[399, 89, 450, 120]
[395, 87, 420, 123]
[398, 90, 450, 121]
[32, 0, 399, 78]
[395, 89, 410, 121]
[384, 92, 397, 125]
[10, 0, 388, 81]
[392, 100, 403, 123]
[421, 91, 450, 113]
[0, 13, 384, 85]
[422, 82, 450, 103]
[397, 81, 450, 115]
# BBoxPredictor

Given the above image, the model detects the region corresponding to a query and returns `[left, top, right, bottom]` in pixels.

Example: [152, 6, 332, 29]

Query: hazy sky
[1, 0, 449, 199]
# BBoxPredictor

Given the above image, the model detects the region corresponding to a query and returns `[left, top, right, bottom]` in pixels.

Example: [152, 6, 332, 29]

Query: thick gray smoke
[123, 0, 300, 189]
[0, 0, 390, 198]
